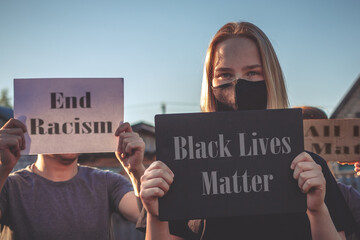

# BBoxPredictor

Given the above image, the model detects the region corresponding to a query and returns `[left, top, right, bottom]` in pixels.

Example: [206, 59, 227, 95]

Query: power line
[125, 101, 200, 115]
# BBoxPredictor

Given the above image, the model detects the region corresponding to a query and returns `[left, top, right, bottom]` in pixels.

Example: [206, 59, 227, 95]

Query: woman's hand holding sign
[140, 161, 175, 239]
[291, 152, 326, 212]
[291, 152, 345, 239]
[115, 122, 146, 196]
[140, 161, 174, 216]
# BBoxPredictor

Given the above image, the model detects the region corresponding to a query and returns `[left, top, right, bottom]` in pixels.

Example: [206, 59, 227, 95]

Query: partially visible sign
[156, 109, 306, 221]
[304, 119, 360, 162]
[14, 78, 123, 155]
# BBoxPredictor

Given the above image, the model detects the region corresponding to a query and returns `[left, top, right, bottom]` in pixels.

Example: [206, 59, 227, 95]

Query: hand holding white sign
[115, 122, 146, 196]
[0, 118, 27, 199]
[0, 119, 27, 172]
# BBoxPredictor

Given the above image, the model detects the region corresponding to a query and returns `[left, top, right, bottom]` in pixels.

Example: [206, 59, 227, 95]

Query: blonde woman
[140, 22, 354, 239]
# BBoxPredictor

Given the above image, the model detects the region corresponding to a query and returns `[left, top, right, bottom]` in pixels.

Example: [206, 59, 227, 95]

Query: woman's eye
[247, 71, 259, 76]
[222, 73, 232, 78]
[212, 71, 235, 87]
[216, 73, 232, 79]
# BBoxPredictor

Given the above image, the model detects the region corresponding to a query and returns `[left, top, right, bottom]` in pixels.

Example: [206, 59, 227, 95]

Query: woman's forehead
[214, 37, 261, 69]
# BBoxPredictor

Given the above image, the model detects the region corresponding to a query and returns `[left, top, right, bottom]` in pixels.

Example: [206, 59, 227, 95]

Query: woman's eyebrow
[214, 67, 233, 72]
[242, 64, 262, 70]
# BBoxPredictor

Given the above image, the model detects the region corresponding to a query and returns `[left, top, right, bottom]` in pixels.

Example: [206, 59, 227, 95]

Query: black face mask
[212, 79, 267, 111]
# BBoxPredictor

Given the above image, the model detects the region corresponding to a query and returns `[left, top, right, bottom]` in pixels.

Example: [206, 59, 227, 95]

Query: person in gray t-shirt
[0, 118, 146, 240]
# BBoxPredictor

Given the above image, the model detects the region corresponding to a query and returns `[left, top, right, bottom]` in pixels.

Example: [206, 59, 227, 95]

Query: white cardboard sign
[14, 78, 124, 155]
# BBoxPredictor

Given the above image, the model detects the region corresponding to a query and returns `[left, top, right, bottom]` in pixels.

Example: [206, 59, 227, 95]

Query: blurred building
[132, 122, 156, 167]
[330, 75, 360, 191]
[331, 75, 360, 119]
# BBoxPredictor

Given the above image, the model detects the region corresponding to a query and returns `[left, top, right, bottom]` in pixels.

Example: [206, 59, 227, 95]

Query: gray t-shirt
[0, 165, 133, 240]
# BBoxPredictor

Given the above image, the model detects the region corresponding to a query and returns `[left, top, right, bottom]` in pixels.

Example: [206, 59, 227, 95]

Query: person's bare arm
[115, 122, 145, 197]
[307, 204, 345, 240]
[118, 191, 140, 223]
[115, 122, 145, 221]
[291, 152, 345, 240]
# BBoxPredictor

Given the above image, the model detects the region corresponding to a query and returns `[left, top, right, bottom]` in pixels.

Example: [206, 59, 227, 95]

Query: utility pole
[161, 102, 166, 114]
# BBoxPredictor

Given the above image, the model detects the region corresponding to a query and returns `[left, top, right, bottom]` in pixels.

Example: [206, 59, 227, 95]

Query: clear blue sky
[1, 0, 359, 125]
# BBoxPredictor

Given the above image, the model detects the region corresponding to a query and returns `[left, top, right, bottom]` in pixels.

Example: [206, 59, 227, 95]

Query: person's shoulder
[5, 165, 34, 187]
[337, 182, 351, 190]
[77, 165, 107, 177]
[78, 164, 103, 173]
[75, 165, 110, 185]
[77, 165, 131, 189]
[77, 165, 125, 180]
[338, 182, 360, 198]
[8, 165, 33, 179]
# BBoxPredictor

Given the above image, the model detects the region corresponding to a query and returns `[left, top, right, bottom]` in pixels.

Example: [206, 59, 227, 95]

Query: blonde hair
[200, 22, 289, 112]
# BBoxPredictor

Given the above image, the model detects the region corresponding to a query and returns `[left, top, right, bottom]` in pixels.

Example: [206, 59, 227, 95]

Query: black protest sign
[155, 108, 306, 221]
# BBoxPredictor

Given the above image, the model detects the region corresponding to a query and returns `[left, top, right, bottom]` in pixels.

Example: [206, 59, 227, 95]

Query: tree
[0, 89, 12, 108]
